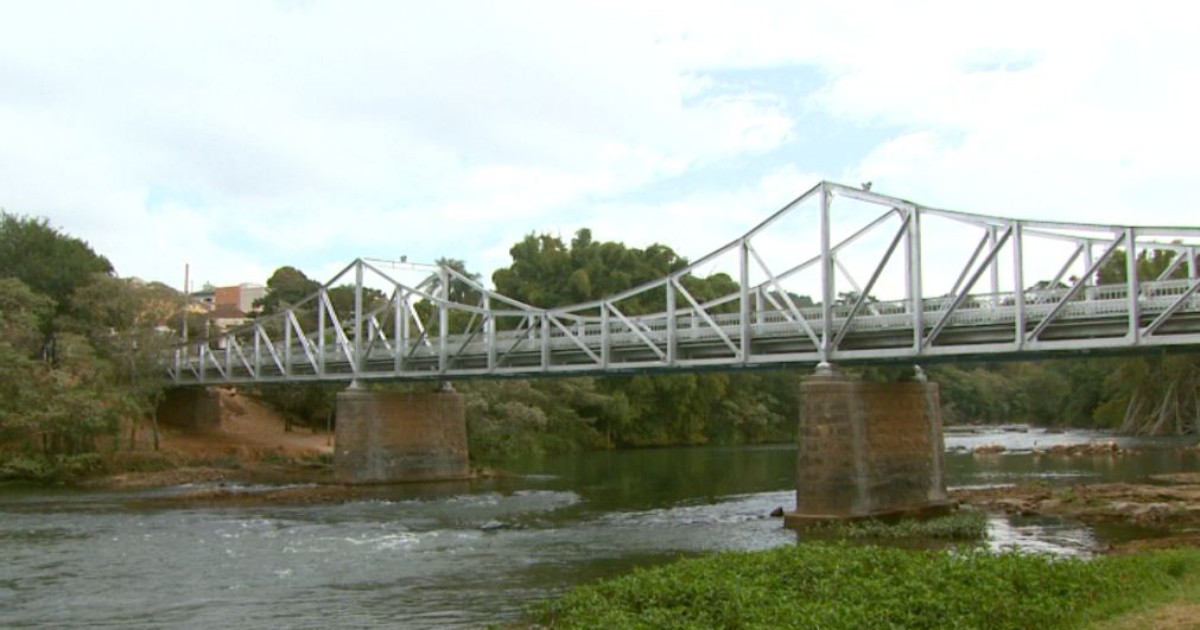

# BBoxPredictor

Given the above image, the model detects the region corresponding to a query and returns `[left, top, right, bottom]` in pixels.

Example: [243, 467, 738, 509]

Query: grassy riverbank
[527, 542, 1200, 629]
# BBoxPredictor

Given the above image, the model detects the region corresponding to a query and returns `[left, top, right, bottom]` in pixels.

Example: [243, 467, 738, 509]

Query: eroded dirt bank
[87, 388, 334, 490]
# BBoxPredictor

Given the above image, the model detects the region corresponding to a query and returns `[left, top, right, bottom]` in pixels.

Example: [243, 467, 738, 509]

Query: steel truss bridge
[168, 182, 1200, 385]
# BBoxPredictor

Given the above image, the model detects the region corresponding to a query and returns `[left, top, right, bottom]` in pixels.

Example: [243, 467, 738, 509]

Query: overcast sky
[2, 1, 1197, 292]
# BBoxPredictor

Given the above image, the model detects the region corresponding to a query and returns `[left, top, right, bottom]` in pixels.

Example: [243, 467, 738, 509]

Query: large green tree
[255, 266, 321, 315]
[0, 212, 113, 324]
[0, 215, 180, 464]
[481, 228, 796, 454]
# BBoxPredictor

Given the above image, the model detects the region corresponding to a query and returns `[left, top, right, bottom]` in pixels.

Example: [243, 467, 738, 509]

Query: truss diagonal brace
[833, 214, 910, 350]
[607, 304, 667, 361]
[673, 279, 740, 356]
[1141, 281, 1200, 337]
[747, 244, 820, 348]
[549, 314, 602, 365]
[1027, 232, 1127, 343]
[924, 225, 1013, 347]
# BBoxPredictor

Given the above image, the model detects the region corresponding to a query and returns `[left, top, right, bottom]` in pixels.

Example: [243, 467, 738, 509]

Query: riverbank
[950, 473, 1200, 554]
[10, 388, 338, 488]
[5, 427, 1200, 628]
[523, 541, 1200, 629]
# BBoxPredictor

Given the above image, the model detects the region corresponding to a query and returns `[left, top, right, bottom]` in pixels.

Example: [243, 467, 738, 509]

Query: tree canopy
[0, 212, 113, 322]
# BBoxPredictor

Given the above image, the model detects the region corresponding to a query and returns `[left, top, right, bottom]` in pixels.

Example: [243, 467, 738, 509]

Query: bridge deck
[166, 182, 1200, 385]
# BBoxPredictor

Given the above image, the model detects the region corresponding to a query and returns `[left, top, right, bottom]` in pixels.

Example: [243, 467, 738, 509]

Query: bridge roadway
[166, 182, 1200, 386]
[170, 278, 1200, 385]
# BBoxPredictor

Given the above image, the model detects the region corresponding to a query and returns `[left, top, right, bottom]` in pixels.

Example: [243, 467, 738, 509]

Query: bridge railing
[166, 181, 1200, 385]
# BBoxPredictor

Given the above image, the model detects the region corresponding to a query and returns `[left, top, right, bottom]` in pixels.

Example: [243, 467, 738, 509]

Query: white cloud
[0, 0, 1196, 302]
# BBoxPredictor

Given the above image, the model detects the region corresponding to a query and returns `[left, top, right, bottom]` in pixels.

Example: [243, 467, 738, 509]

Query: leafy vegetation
[0, 211, 178, 475]
[529, 543, 1200, 629]
[804, 510, 988, 541]
[2, 208, 1196, 479]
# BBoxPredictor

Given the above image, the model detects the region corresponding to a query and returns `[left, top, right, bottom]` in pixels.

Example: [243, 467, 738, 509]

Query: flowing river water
[1, 429, 1197, 628]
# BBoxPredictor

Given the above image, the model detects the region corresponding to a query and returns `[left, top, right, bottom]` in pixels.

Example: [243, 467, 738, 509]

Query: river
[1, 429, 1196, 628]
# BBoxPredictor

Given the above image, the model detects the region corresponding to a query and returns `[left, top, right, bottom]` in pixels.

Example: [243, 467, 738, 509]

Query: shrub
[529, 543, 1198, 629]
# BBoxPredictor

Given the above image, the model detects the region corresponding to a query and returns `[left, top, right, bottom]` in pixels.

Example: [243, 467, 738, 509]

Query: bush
[529, 543, 1199, 629]
[0, 454, 56, 481]
[805, 510, 989, 541]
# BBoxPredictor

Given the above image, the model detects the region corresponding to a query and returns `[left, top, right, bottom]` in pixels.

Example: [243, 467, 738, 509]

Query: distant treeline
[254, 228, 1200, 463]
[0, 213, 1195, 468]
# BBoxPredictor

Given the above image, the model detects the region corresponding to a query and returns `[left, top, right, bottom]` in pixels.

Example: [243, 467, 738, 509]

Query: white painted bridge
[168, 182, 1200, 385]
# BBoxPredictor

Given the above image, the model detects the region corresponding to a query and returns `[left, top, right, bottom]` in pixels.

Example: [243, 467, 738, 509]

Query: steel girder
[167, 182, 1200, 385]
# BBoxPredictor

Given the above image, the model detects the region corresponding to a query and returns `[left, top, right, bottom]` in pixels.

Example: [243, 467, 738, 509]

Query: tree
[1091, 246, 1200, 434]
[256, 266, 321, 315]
[0, 278, 54, 357]
[0, 212, 113, 324]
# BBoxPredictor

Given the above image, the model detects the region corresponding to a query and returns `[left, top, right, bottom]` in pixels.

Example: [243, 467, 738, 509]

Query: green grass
[805, 509, 989, 541]
[528, 543, 1200, 629]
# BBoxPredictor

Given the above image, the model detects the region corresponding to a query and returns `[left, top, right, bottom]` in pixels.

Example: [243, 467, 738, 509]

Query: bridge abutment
[156, 387, 221, 430]
[784, 370, 949, 527]
[333, 388, 470, 483]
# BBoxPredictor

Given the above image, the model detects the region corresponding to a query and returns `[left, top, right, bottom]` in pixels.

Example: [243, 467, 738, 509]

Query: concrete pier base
[785, 373, 949, 527]
[156, 387, 220, 430]
[334, 389, 469, 483]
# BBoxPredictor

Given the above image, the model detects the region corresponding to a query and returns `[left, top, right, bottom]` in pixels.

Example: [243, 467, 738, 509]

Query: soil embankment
[94, 388, 334, 489]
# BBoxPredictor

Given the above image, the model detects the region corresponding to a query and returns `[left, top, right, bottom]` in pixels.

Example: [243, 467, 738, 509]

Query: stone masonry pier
[156, 387, 221, 430]
[334, 388, 469, 483]
[785, 371, 949, 527]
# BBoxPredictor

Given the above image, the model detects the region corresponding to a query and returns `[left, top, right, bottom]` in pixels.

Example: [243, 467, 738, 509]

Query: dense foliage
[243, 228, 1200, 463]
[3, 210, 1196, 477]
[0, 212, 176, 474]
[464, 230, 798, 460]
[531, 543, 1200, 629]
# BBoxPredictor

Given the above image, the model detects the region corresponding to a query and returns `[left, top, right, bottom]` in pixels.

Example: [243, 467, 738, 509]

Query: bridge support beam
[334, 388, 469, 483]
[785, 369, 949, 527]
[156, 387, 220, 430]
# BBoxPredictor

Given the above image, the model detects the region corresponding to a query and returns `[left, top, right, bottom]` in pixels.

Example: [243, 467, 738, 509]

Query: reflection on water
[0, 431, 1196, 627]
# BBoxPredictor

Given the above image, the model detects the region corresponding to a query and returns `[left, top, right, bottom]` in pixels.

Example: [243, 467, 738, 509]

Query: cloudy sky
[2, 1, 1197, 292]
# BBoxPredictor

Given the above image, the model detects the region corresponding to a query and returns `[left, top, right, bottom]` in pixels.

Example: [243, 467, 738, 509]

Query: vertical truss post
[317, 289, 327, 376]
[284, 315, 292, 376]
[1012, 223, 1026, 347]
[819, 185, 834, 362]
[667, 279, 677, 364]
[739, 240, 751, 362]
[1126, 228, 1141, 343]
[906, 207, 924, 352]
[253, 328, 261, 380]
[1084, 243, 1095, 301]
[988, 225, 1000, 301]
[484, 295, 495, 371]
[1189, 247, 1197, 280]
[354, 260, 364, 379]
[601, 304, 610, 369]
[540, 314, 550, 370]
[755, 287, 764, 324]
[438, 266, 449, 373]
[393, 292, 403, 373]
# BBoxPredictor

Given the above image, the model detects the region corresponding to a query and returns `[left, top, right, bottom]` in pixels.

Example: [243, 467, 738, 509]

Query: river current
[1, 429, 1196, 628]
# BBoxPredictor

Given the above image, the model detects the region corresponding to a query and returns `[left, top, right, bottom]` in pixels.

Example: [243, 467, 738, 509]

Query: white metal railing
[166, 182, 1200, 385]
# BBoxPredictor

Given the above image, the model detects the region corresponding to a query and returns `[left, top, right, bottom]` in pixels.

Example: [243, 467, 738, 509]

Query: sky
[2, 1, 1198, 294]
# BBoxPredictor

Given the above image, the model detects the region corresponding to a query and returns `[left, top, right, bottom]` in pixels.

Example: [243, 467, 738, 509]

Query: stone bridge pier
[334, 385, 470, 483]
[784, 366, 949, 527]
[156, 387, 221, 430]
